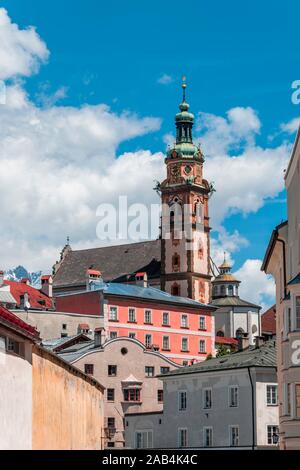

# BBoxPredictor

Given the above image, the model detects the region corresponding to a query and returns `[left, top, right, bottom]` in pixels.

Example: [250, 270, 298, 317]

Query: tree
[216, 344, 231, 358]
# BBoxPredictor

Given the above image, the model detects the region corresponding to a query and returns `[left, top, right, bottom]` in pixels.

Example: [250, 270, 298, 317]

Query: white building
[212, 256, 261, 345]
[125, 341, 279, 449]
[262, 126, 300, 450]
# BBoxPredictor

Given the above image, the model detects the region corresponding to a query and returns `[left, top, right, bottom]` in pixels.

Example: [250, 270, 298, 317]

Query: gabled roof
[4, 280, 53, 310]
[161, 341, 276, 377]
[42, 334, 91, 352]
[53, 240, 161, 288]
[0, 305, 39, 340]
[262, 305, 276, 335]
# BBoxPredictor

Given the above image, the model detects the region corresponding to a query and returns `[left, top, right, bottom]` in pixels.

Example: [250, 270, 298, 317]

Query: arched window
[171, 283, 180, 297]
[213, 286, 218, 297]
[221, 285, 226, 297]
[228, 285, 234, 296]
[236, 328, 244, 339]
[217, 331, 225, 337]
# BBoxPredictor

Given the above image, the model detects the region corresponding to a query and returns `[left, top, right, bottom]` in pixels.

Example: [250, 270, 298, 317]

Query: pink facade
[56, 290, 215, 365]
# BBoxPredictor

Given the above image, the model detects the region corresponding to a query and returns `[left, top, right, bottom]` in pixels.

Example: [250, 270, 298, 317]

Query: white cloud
[157, 74, 173, 85]
[195, 108, 290, 228]
[0, 8, 49, 80]
[0, 82, 163, 272]
[234, 259, 275, 310]
[280, 117, 300, 134]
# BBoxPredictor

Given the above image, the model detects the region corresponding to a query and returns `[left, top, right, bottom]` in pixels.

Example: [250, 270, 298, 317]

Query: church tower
[160, 79, 212, 303]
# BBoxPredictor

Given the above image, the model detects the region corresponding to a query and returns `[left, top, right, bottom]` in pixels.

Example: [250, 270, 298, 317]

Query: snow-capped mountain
[4, 266, 42, 288]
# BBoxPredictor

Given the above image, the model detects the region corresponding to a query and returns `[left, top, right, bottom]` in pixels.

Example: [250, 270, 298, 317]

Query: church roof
[213, 273, 240, 283]
[212, 296, 261, 309]
[53, 240, 161, 288]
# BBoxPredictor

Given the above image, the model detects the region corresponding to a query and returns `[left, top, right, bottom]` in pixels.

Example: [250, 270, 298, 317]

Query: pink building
[55, 271, 216, 365]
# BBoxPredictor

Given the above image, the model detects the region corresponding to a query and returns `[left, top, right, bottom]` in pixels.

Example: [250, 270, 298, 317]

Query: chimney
[238, 333, 249, 352]
[94, 328, 104, 348]
[135, 272, 148, 288]
[0, 270, 4, 287]
[20, 292, 30, 311]
[254, 336, 265, 349]
[40, 275, 53, 298]
[86, 269, 102, 291]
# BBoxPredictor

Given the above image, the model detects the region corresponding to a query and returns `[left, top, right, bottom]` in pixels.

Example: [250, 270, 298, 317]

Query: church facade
[53, 82, 213, 302]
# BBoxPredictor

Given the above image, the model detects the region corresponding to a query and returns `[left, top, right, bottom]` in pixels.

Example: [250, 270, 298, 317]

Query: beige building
[0, 305, 105, 450]
[262, 128, 300, 450]
[57, 336, 180, 448]
[12, 308, 103, 341]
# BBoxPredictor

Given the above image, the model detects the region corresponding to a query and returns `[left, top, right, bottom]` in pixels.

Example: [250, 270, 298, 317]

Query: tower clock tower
[160, 80, 212, 303]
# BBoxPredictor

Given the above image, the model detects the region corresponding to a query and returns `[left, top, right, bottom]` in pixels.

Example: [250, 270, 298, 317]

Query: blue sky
[0, 0, 299, 307]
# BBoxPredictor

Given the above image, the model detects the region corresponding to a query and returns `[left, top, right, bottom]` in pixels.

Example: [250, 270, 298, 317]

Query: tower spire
[182, 75, 187, 102]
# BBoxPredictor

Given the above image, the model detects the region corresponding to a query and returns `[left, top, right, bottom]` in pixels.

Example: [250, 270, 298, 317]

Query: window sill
[162, 348, 171, 352]
[109, 319, 119, 323]
[181, 350, 190, 353]
[199, 352, 207, 355]
[181, 326, 190, 330]
[162, 324, 171, 328]
[199, 329, 207, 332]
[127, 321, 137, 324]
[144, 323, 153, 326]
[122, 401, 142, 405]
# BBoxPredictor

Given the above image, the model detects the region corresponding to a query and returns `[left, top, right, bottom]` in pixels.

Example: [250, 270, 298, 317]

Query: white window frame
[178, 390, 187, 411]
[129, 332, 136, 339]
[266, 384, 278, 406]
[203, 388, 212, 409]
[199, 339, 206, 354]
[181, 337, 189, 352]
[144, 309, 152, 324]
[162, 335, 170, 350]
[229, 385, 239, 408]
[181, 314, 189, 328]
[229, 425, 239, 447]
[109, 305, 118, 321]
[145, 334, 152, 348]
[162, 312, 170, 326]
[266, 424, 279, 445]
[128, 307, 136, 323]
[135, 430, 153, 449]
[178, 428, 188, 448]
[203, 427, 213, 448]
[199, 316, 206, 330]
[110, 331, 117, 339]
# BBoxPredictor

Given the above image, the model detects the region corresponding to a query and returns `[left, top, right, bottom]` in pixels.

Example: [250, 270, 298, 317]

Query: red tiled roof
[4, 280, 53, 310]
[262, 305, 276, 334]
[215, 336, 238, 346]
[41, 275, 52, 281]
[0, 305, 39, 338]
